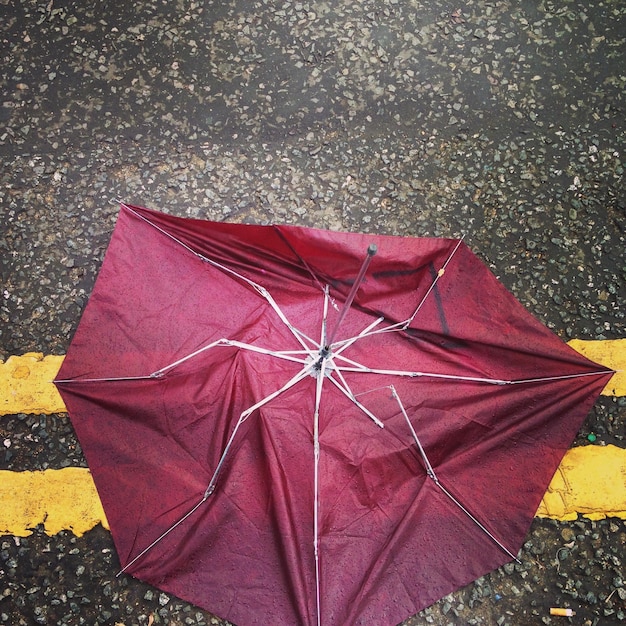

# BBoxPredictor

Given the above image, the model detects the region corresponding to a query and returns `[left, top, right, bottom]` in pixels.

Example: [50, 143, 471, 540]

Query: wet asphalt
[1, 0, 625, 624]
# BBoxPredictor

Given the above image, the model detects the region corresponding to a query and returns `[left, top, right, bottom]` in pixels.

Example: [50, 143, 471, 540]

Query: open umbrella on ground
[55, 203, 613, 626]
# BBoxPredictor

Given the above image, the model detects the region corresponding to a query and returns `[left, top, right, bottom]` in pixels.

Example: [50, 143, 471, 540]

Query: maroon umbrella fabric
[55, 203, 613, 626]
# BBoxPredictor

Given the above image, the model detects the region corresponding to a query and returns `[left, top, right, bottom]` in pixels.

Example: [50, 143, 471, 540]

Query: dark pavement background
[1, 0, 625, 624]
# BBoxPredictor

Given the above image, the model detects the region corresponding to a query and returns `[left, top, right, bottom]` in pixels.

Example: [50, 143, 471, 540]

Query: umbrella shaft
[327, 244, 377, 347]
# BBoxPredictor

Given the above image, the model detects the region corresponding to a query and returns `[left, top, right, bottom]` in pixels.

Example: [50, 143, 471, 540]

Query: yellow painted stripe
[0, 345, 623, 535]
[0, 467, 109, 537]
[567, 338, 625, 396]
[537, 444, 626, 520]
[0, 353, 65, 416]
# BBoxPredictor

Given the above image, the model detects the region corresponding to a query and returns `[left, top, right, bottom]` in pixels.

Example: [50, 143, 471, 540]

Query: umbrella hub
[307, 347, 335, 378]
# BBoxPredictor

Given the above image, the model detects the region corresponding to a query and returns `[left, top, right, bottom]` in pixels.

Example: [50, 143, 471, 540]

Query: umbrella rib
[250, 283, 319, 354]
[327, 317, 406, 347]
[436, 480, 521, 564]
[228, 340, 312, 364]
[272, 225, 333, 299]
[331, 356, 611, 387]
[122, 203, 318, 355]
[401, 236, 465, 330]
[313, 358, 325, 626]
[392, 384, 521, 564]
[326, 370, 385, 428]
[116, 496, 207, 576]
[55, 339, 309, 384]
[335, 362, 511, 385]
[54, 373, 159, 384]
[152, 339, 268, 377]
[391, 385, 436, 479]
[308, 285, 335, 626]
[329, 316, 386, 355]
[507, 369, 615, 385]
[121, 202, 203, 259]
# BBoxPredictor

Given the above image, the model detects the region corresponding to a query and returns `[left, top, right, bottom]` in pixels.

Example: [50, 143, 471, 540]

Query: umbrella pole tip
[367, 243, 378, 256]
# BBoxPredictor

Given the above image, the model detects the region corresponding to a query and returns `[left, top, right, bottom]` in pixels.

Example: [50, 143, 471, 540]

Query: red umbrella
[55, 203, 613, 626]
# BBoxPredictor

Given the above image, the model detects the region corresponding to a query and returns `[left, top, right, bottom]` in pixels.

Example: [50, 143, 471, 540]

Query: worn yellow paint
[0, 467, 108, 537]
[537, 445, 626, 520]
[0, 353, 66, 416]
[567, 338, 626, 396]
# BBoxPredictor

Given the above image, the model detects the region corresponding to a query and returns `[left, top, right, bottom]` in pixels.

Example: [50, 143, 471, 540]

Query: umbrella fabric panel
[125, 204, 458, 324]
[132, 388, 321, 626]
[59, 348, 308, 556]
[56, 207, 279, 382]
[60, 367, 320, 625]
[310, 376, 610, 624]
[320, 483, 508, 625]
[407, 243, 602, 379]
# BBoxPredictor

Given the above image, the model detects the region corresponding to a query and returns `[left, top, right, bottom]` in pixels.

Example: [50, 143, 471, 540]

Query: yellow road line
[0, 353, 66, 416]
[0, 467, 108, 537]
[567, 338, 626, 396]
[0, 344, 624, 535]
[537, 444, 626, 520]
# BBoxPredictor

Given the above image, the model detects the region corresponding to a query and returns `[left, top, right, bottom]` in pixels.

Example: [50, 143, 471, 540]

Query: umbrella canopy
[55, 204, 613, 626]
